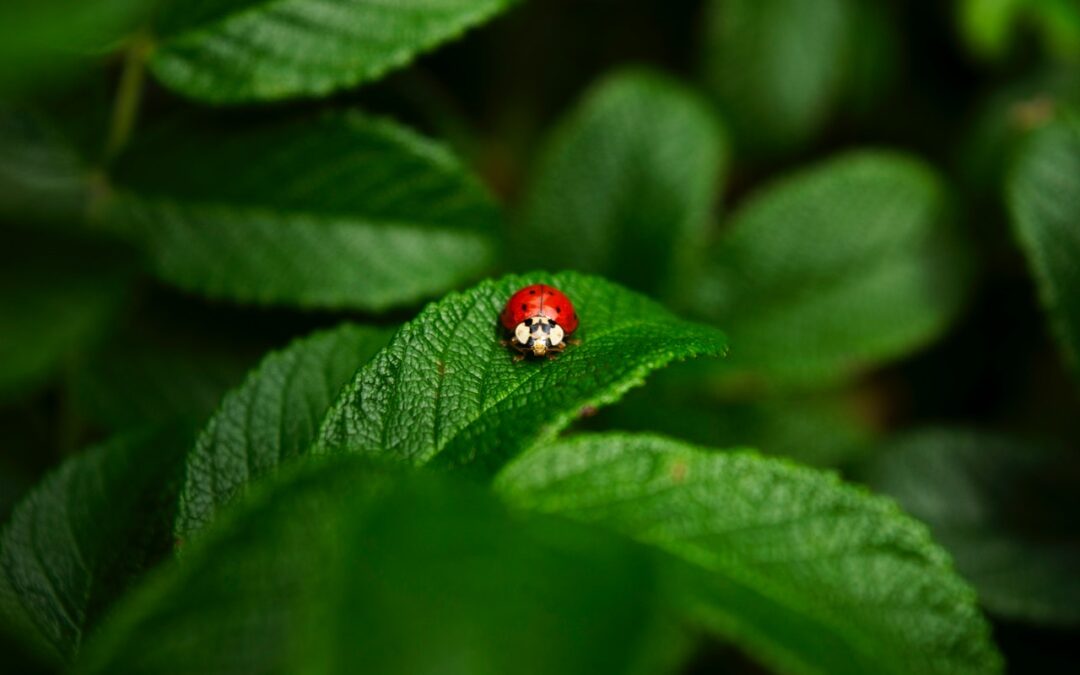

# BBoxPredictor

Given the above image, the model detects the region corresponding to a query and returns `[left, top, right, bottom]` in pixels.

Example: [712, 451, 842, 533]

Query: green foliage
[177, 323, 392, 539]
[148, 0, 520, 103]
[317, 272, 728, 473]
[702, 0, 851, 153]
[867, 429, 1080, 626]
[518, 69, 727, 299]
[0, 105, 91, 223]
[0, 231, 132, 399]
[0, 427, 192, 664]
[961, 0, 1080, 61]
[496, 433, 1001, 675]
[1007, 115, 1080, 374]
[693, 152, 969, 388]
[80, 457, 664, 675]
[104, 111, 500, 310]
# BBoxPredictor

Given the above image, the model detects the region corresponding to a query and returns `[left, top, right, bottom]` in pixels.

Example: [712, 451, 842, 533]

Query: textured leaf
[496, 433, 1002, 675]
[517, 69, 726, 298]
[693, 152, 969, 388]
[104, 111, 499, 310]
[80, 457, 664, 675]
[702, 0, 853, 152]
[176, 323, 393, 539]
[0, 427, 192, 665]
[867, 429, 1080, 626]
[148, 0, 519, 103]
[1007, 116, 1080, 375]
[0, 230, 132, 399]
[317, 272, 728, 473]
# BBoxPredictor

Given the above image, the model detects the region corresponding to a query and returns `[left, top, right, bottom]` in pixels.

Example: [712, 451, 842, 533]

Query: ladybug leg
[512, 353, 526, 363]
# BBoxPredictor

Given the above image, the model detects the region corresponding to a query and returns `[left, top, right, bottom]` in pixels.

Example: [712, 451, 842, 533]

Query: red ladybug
[500, 284, 578, 357]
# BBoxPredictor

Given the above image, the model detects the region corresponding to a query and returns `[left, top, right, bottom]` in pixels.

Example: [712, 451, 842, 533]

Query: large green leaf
[176, 323, 393, 540]
[103, 111, 499, 310]
[496, 433, 1002, 675]
[148, 0, 519, 103]
[517, 69, 726, 299]
[867, 429, 1080, 626]
[0, 230, 132, 399]
[702, 0, 853, 153]
[0, 427, 192, 665]
[80, 457, 665, 675]
[1007, 116, 1080, 374]
[693, 151, 969, 388]
[317, 272, 728, 473]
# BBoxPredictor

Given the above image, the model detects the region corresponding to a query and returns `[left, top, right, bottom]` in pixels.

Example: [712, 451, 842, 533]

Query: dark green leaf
[0, 105, 91, 223]
[80, 457, 664, 675]
[496, 433, 1002, 675]
[959, 0, 1080, 61]
[693, 152, 969, 388]
[517, 69, 726, 298]
[0, 230, 133, 399]
[176, 323, 393, 539]
[866, 429, 1080, 626]
[702, 0, 853, 152]
[104, 111, 499, 310]
[0, 427, 192, 665]
[149, 0, 519, 103]
[317, 272, 728, 473]
[1007, 116, 1080, 374]
[599, 368, 873, 467]
[0, 0, 153, 95]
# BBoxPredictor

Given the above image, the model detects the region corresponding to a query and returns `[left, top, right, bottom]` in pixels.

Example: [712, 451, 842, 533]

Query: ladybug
[500, 284, 579, 358]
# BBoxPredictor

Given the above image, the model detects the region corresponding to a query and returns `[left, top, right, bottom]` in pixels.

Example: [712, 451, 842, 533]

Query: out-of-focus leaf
[497, 433, 1002, 675]
[0, 0, 154, 95]
[0, 427, 192, 665]
[103, 111, 499, 311]
[517, 69, 726, 299]
[693, 152, 969, 388]
[148, 0, 520, 103]
[599, 368, 873, 467]
[317, 272, 728, 474]
[80, 457, 665, 675]
[866, 429, 1080, 626]
[1007, 116, 1080, 375]
[702, 0, 853, 153]
[960, 0, 1080, 61]
[176, 323, 392, 540]
[0, 105, 91, 223]
[67, 299, 289, 432]
[0, 231, 132, 399]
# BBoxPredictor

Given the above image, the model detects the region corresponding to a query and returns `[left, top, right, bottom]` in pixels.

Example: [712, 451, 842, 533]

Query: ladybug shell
[500, 284, 579, 335]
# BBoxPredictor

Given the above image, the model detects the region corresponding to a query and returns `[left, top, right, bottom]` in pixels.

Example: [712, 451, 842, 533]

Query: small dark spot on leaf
[670, 460, 688, 484]
[578, 405, 598, 418]
[436, 360, 446, 379]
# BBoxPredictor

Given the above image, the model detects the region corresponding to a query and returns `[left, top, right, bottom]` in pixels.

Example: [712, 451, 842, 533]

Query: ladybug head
[512, 315, 565, 357]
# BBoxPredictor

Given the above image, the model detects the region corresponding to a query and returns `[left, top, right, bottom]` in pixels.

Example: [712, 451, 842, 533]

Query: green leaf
[0, 230, 132, 399]
[176, 323, 393, 540]
[0, 0, 154, 95]
[960, 0, 1080, 61]
[599, 368, 873, 467]
[866, 429, 1080, 626]
[0, 427, 193, 665]
[517, 69, 727, 299]
[693, 151, 969, 388]
[1007, 116, 1080, 375]
[0, 105, 91, 223]
[317, 272, 728, 473]
[496, 433, 1002, 675]
[104, 111, 499, 310]
[148, 0, 519, 103]
[80, 457, 665, 675]
[702, 0, 853, 153]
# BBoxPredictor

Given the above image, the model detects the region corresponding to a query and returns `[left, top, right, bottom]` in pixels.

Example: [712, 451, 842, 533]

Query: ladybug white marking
[512, 315, 565, 357]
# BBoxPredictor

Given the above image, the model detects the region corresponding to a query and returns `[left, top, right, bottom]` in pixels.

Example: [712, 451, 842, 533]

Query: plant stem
[105, 32, 152, 162]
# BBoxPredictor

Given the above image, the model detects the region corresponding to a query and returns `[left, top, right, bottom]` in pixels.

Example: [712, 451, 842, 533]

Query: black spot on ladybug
[520, 303, 528, 311]
[573, 313, 578, 320]
[555, 306, 562, 314]
[529, 289, 536, 294]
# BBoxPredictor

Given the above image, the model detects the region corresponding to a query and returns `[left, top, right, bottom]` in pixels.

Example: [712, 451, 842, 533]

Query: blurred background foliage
[1, 0, 1080, 673]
